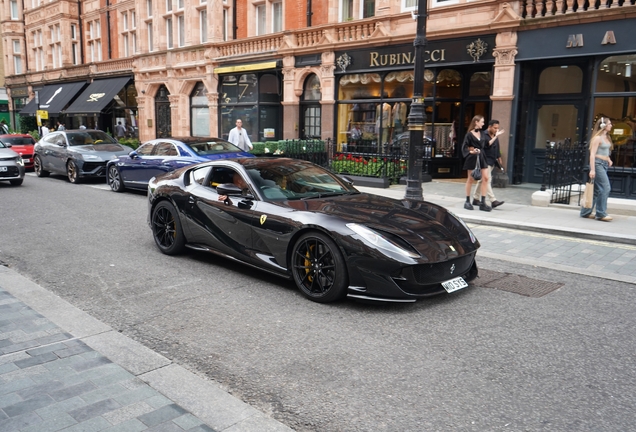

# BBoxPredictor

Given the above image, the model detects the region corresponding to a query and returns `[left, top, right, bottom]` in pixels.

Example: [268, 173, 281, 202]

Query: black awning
[64, 77, 132, 116]
[20, 82, 87, 116]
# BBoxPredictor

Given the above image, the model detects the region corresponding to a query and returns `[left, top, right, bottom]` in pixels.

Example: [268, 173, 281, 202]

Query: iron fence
[540, 139, 588, 204]
[329, 142, 409, 184]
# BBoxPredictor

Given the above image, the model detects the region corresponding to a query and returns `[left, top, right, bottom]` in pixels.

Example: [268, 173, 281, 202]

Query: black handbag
[471, 156, 482, 181]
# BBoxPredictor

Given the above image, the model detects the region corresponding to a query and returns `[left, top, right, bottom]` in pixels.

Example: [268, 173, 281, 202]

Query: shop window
[384, 71, 414, 99]
[191, 82, 210, 137]
[435, 69, 462, 99]
[303, 74, 322, 101]
[113, 82, 138, 138]
[469, 72, 492, 97]
[259, 74, 280, 103]
[538, 66, 582, 94]
[596, 55, 636, 93]
[338, 73, 382, 100]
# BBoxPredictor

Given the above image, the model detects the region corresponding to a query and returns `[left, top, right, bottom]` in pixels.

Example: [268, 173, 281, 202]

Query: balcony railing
[522, 0, 636, 18]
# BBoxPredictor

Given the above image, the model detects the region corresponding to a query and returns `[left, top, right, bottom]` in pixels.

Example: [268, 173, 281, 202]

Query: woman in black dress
[462, 115, 491, 211]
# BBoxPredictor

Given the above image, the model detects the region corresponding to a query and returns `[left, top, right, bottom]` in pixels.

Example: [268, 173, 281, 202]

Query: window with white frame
[166, 0, 173, 12]
[32, 30, 44, 71]
[177, 14, 184, 47]
[121, 10, 136, 57]
[147, 0, 153, 17]
[166, 17, 173, 49]
[178, 0, 184, 9]
[10, 0, 19, 19]
[147, 22, 154, 51]
[123, 12, 128, 31]
[88, 20, 102, 62]
[13, 40, 22, 74]
[402, 0, 417, 10]
[272, 1, 282, 33]
[71, 24, 79, 65]
[132, 11, 136, 28]
[256, 4, 266, 36]
[50, 24, 62, 69]
[341, 0, 353, 21]
[31, 0, 41, 7]
[363, 0, 375, 18]
[199, 9, 208, 43]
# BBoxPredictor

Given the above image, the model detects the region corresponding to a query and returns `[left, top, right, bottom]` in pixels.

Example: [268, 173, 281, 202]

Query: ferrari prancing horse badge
[260, 215, 267, 225]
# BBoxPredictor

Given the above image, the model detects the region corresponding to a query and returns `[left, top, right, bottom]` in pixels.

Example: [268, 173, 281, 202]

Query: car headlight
[15, 156, 24, 166]
[83, 154, 102, 161]
[347, 223, 420, 259]
[448, 211, 477, 243]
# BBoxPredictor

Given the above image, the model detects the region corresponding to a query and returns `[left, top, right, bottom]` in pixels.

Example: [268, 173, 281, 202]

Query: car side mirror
[339, 175, 354, 186]
[56, 141, 66, 147]
[129, 150, 139, 159]
[4, 143, 11, 148]
[217, 183, 254, 200]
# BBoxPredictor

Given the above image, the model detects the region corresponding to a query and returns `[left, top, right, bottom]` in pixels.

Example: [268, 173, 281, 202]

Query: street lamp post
[405, 0, 430, 201]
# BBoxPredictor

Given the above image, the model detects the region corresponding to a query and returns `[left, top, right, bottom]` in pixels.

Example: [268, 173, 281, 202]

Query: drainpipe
[306, 0, 312, 27]
[106, 0, 112, 59]
[78, 0, 85, 63]
[233, 0, 237, 40]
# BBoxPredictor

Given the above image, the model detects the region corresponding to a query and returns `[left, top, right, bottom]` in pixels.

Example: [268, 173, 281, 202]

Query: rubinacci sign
[335, 35, 496, 73]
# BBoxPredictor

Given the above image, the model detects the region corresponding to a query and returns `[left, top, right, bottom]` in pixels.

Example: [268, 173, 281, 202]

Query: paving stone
[112, 386, 158, 406]
[55, 344, 93, 359]
[16, 379, 64, 399]
[25, 342, 68, 357]
[71, 356, 114, 372]
[35, 396, 88, 421]
[102, 418, 147, 432]
[172, 413, 204, 430]
[91, 369, 136, 388]
[80, 383, 129, 405]
[68, 398, 122, 422]
[0, 364, 48, 383]
[0, 376, 37, 396]
[0, 339, 12, 349]
[146, 421, 185, 431]
[15, 352, 60, 369]
[1, 339, 41, 355]
[0, 411, 43, 431]
[52, 415, 112, 432]
[186, 425, 216, 432]
[20, 412, 77, 432]
[145, 394, 173, 409]
[0, 362, 18, 376]
[137, 404, 188, 427]
[3, 393, 55, 417]
[50, 380, 97, 402]
[0, 392, 22, 409]
[102, 401, 154, 425]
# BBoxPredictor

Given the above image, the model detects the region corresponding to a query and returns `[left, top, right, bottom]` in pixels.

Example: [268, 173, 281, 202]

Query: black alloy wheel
[107, 165, 125, 192]
[34, 155, 49, 177]
[151, 201, 186, 255]
[67, 160, 80, 183]
[291, 232, 347, 303]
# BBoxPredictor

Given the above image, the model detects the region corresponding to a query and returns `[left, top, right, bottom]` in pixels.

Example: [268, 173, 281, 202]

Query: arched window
[190, 82, 209, 136]
[301, 74, 321, 139]
[538, 66, 583, 94]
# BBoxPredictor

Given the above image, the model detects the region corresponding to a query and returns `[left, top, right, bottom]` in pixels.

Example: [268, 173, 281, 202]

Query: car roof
[154, 137, 231, 144]
[0, 134, 34, 138]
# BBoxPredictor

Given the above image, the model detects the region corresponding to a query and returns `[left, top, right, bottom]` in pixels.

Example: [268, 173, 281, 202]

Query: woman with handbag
[580, 117, 613, 221]
[461, 115, 491, 211]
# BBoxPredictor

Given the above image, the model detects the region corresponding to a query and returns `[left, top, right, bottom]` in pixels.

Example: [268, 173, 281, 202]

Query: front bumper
[0, 164, 25, 180]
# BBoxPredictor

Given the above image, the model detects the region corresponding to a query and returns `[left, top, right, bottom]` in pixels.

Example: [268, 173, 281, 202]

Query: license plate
[441, 276, 468, 293]
[0, 167, 7, 172]
[23, 158, 31, 163]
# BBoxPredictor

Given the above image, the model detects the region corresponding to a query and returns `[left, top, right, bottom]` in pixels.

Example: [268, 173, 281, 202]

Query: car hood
[0, 148, 19, 159]
[72, 143, 132, 155]
[287, 193, 478, 258]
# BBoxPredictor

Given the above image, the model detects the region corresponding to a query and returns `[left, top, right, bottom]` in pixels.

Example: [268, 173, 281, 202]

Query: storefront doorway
[155, 85, 171, 138]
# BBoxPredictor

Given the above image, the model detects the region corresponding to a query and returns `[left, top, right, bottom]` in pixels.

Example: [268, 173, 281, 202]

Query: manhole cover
[478, 269, 563, 298]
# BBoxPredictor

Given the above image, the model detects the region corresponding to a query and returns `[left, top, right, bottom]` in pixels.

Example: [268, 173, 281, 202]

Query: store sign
[335, 35, 495, 73]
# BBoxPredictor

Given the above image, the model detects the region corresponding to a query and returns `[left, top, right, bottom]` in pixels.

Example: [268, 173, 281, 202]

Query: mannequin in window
[376, 103, 392, 145]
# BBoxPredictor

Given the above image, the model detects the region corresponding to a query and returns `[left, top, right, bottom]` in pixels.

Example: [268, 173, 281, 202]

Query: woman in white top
[580, 117, 613, 222]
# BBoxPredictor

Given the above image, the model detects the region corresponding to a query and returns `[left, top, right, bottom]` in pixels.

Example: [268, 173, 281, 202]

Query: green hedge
[250, 140, 326, 155]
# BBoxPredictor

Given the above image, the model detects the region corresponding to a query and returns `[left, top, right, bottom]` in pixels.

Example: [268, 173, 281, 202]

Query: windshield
[189, 139, 242, 155]
[66, 131, 118, 146]
[246, 160, 358, 201]
[0, 137, 35, 145]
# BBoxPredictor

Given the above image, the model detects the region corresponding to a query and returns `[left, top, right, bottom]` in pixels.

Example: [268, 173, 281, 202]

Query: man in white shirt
[228, 119, 253, 152]
[41, 124, 50, 137]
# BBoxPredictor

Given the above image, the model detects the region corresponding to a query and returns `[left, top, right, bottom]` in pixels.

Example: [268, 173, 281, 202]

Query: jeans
[580, 160, 611, 218]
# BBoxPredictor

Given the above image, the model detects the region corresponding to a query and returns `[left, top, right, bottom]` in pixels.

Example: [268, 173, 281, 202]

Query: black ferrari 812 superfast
[147, 157, 479, 303]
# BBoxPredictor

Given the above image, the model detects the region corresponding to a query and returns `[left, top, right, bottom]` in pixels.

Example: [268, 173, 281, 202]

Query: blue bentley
[106, 137, 253, 192]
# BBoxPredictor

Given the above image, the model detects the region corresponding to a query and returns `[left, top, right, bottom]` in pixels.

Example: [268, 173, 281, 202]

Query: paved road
[2, 175, 636, 431]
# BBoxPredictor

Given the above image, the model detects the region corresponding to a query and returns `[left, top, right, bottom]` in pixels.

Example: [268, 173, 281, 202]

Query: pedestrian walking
[115, 121, 126, 139]
[56, 121, 65, 131]
[41, 123, 50, 137]
[462, 115, 491, 211]
[0, 119, 9, 134]
[580, 117, 614, 222]
[472, 119, 506, 208]
[228, 119, 253, 152]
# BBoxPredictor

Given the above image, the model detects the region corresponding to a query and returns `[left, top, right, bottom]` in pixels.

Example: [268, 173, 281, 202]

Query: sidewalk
[356, 180, 636, 245]
[0, 265, 293, 432]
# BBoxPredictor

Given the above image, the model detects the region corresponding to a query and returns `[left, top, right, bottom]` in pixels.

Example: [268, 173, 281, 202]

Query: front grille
[409, 254, 475, 284]
[0, 166, 19, 177]
[82, 162, 107, 174]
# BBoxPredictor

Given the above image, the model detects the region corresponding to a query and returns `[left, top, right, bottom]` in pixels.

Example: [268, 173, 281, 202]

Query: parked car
[106, 137, 253, 192]
[34, 129, 133, 183]
[0, 141, 25, 186]
[147, 157, 479, 303]
[0, 134, 36, 170]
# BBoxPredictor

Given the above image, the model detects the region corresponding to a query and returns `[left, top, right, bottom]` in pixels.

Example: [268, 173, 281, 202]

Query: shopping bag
[471, 157, 482, 181]
[582, 180, 594, 208]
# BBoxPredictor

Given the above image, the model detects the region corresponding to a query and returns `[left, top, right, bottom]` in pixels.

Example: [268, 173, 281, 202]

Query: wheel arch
[284, 226, 349, 276]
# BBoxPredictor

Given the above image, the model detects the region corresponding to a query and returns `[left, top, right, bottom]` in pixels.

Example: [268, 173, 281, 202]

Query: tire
[34, 156, 49, 177]
[151, 201, 186, 255]
[107, 165, 125, 192]
[10, 179, 23, 186]
[291, 232, 348, 303]
[67, 160, 80, 183]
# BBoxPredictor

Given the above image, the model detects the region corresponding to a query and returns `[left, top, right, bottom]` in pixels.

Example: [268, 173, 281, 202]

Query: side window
[136, 142, 155, 155]
[209, 167, 235, 188]
[44, 133, 60, 144]
[154, 142, 178, 156]
[191, 166, 212, 185]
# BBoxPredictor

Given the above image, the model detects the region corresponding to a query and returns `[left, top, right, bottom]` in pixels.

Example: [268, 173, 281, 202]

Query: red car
[0, 134, 36, 170]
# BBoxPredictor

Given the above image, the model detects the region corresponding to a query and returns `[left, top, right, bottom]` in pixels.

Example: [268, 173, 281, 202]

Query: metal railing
[540, 139, 588, 204]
